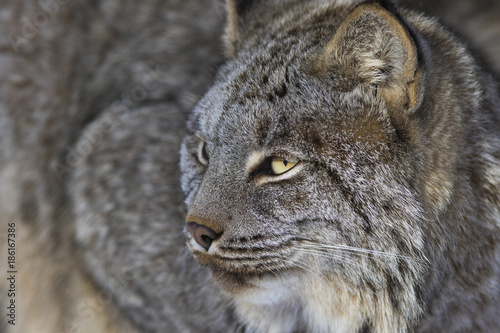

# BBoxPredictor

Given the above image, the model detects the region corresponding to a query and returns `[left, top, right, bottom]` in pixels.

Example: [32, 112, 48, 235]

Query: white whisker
[297, 240, 436, 273]
[296, 247, 381, 280]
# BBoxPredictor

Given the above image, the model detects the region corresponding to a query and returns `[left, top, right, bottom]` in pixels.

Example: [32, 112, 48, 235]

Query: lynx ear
[318, 1, 423, 111]
[225, 0, 257, 57]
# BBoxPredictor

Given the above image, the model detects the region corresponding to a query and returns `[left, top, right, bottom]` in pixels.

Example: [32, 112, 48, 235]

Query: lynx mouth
[187, 235, 302, 293]
[190, 246, 294, 275]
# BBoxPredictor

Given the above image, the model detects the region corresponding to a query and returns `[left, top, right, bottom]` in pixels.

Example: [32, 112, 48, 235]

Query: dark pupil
[283, 159, 288, 167]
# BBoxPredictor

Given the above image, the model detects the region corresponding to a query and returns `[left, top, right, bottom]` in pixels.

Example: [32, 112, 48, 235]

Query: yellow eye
[270, 156, 299, 175]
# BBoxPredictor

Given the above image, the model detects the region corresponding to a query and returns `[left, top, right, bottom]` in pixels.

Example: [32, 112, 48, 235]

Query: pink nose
[185, 222, 219, 251]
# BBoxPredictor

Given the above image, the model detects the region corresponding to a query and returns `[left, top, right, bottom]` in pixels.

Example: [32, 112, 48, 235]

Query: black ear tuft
[232, 0, 255, 17]
[224, 0, 260, 58]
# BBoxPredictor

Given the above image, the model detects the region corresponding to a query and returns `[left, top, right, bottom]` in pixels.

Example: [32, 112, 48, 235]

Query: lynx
[0, 0, 499, 332]
[180, 0, 500, 332]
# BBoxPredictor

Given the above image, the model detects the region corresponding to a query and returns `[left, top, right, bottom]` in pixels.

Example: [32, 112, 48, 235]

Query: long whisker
[300, 240, 427, 263]
[296, 247, 381, 280]
[297, 240, 437, 273]
[307, 242, 424, 262]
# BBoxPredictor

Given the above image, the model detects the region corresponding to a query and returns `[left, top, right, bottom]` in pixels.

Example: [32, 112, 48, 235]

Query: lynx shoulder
[181, 0, 500, 332]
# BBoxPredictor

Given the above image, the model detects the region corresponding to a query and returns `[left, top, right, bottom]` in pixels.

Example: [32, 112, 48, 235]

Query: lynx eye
[270, 156, 298, 175]
[248, 152, 303, 182]
[198, 141, 209, 165]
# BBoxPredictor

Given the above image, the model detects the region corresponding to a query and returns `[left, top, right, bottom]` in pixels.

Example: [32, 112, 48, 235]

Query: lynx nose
[186, 222, 219, 251]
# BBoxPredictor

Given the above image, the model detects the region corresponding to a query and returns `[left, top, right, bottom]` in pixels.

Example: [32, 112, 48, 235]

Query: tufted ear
[317, 1, 424, 112]
[224, 0, 258, 58]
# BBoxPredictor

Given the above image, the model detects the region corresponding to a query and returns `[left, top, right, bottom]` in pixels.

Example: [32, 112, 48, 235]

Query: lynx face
[181, 0, 430, 318]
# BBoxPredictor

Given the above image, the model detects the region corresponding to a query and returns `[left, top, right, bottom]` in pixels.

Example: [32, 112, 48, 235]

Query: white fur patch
[246, 150, 265, 174]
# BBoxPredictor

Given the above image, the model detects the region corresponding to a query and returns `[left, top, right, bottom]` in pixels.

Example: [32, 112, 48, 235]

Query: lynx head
[180, 0, 483, 329]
